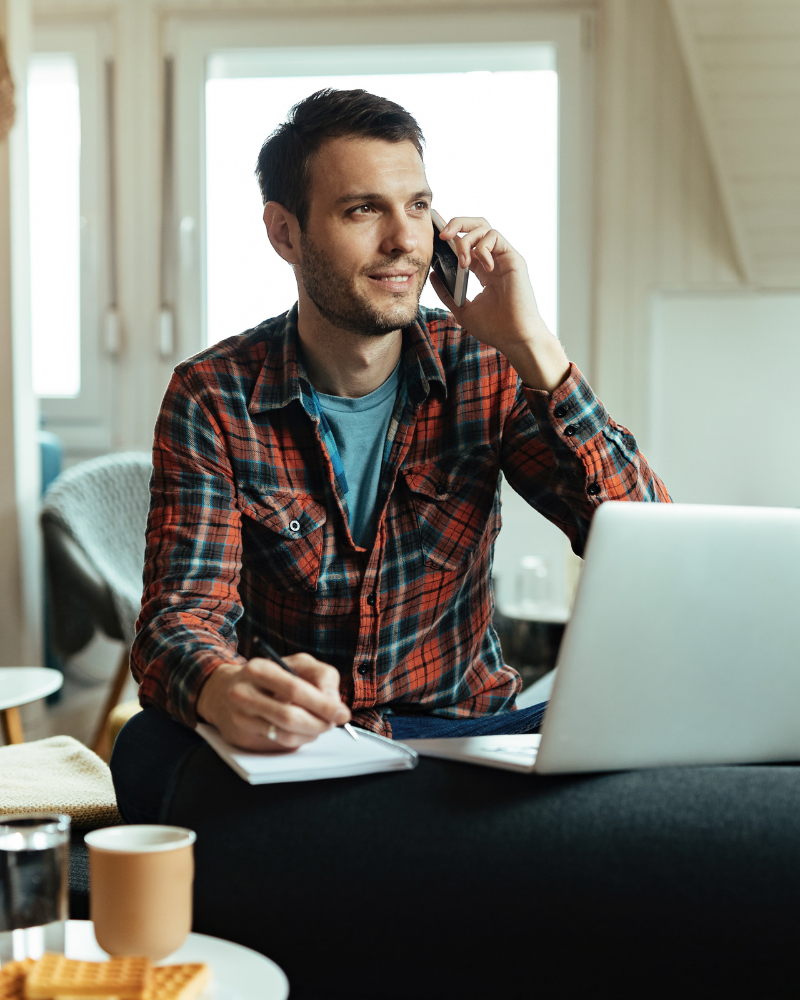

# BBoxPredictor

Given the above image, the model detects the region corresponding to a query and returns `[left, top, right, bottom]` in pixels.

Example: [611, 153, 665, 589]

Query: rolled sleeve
[131, 371, 248, 728]
[503, 362, 671, 554]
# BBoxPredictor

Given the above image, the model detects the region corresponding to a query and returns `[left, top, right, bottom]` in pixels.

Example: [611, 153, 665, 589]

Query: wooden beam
[667, 0, 757, 284]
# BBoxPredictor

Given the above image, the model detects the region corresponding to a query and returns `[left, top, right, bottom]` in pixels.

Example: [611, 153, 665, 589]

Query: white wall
[650, 292, 800, 508]
[0, 0, 41, 667]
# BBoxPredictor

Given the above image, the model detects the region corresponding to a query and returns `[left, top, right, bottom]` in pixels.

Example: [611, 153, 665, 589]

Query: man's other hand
[196, 653, 351, 752]
[430, 216, 570, 394]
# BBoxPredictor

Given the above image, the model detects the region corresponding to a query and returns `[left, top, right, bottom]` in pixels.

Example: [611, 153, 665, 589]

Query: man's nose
[379, 211, 418, 256]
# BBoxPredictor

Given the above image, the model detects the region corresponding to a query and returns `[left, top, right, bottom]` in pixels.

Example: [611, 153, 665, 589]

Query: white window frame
[166, 8, 595, 376]
[33, 22, 114, 453]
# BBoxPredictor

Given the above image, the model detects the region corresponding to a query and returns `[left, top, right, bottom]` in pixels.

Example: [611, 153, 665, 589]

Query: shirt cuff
[154, 644, 247, 729]
[522, 362, 610, 447]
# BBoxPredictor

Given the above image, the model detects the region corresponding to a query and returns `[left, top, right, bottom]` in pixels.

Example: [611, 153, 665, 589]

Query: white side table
[65, 920, 289, 1000]
[0, 668, 63, 744]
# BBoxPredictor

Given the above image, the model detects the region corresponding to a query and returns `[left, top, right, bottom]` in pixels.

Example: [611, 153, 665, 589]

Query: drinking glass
[0, 814, 70, 964]
[516, 555, 552, 614]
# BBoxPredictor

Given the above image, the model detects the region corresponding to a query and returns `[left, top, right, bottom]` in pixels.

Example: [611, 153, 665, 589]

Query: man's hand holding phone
[429, 216, 571, 395]
[197, 653, 351, 752]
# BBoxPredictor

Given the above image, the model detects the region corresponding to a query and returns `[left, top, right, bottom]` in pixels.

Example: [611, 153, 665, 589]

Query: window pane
[28, 54, 81, 397]
[206, 54, 557, 346]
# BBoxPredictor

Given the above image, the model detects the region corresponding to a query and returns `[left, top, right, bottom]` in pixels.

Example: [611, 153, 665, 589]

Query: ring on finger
[267, 723, 278, 741]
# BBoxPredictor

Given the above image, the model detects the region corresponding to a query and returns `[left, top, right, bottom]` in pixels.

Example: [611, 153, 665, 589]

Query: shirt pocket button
[289, 519, 300, 532]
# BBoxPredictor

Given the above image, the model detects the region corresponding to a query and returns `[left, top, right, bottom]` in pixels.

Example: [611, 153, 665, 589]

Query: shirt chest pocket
[401, 451, 499, 573]
[236, 489, 327, 592]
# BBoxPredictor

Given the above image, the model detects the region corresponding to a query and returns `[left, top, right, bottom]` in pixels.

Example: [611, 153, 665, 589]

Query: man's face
[296, 137, 433, 336]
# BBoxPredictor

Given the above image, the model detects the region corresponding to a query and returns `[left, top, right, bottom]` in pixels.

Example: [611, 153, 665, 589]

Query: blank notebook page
[197, 724, 416, 784]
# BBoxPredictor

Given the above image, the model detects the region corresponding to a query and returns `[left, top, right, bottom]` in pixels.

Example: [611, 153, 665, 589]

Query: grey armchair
[41, 452, 152, 754]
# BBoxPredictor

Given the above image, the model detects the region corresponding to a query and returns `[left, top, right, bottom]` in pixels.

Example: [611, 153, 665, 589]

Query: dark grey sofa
[137, 741, 800, 999]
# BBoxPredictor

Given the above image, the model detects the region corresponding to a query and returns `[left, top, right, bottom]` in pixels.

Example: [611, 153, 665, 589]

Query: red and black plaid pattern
[132, 305, 670, 735]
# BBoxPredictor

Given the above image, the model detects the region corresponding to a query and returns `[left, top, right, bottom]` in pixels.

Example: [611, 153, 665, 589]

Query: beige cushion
[0, 735, 121, 828]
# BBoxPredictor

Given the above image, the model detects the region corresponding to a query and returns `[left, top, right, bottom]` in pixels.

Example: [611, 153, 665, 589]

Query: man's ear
[263, 202, 302, 265]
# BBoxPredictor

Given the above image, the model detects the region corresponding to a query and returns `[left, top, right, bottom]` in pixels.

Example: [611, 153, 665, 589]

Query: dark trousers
[110, 703, 547, 824]
[110, 709, 204, 824]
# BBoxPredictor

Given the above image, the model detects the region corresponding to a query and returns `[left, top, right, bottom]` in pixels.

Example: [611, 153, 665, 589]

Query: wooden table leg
[1, 706, 24, 744]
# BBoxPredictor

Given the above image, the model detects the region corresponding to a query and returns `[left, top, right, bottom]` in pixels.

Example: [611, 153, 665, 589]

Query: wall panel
[650, 293, 800, 507]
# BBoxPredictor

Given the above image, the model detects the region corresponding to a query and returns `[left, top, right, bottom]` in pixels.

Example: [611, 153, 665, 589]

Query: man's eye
[352, 204, 372, 214]
[413, 201, 429, 211]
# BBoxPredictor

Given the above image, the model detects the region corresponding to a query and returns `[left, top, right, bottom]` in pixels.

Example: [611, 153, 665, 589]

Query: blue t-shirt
[316, 362, 401, 548]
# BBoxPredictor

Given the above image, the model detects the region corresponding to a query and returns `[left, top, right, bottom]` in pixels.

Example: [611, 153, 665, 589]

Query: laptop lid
[534, 502, 800, 774]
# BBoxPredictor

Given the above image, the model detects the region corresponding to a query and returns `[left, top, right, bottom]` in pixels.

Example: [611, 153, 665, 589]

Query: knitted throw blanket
[0, 736, 121, 828]
[42, 451, 152, 647]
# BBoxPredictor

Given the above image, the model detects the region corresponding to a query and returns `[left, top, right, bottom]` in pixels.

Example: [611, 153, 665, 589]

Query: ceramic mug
[84, 825, 196, 960]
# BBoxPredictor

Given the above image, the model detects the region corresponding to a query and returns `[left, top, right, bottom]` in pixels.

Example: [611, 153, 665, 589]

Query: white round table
[65, 921, 289, 1000]
[0, 667, 63, 744]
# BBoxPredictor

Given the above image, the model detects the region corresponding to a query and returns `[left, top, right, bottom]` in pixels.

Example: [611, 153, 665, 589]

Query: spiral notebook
[196, 724, 418, 784]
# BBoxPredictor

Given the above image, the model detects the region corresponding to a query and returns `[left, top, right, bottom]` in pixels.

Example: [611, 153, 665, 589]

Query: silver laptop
[533, 500, 800, 773]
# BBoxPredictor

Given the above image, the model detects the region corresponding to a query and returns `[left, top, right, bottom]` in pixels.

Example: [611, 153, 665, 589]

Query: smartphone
[430, 209, 469, 308]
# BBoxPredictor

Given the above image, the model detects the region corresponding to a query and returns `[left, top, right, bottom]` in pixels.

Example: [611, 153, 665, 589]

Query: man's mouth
[367, 270, 418, 291]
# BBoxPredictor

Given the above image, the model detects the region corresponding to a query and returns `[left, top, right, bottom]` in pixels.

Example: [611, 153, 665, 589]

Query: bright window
[205, 44, 558, 346]
[28, 53, 81, 398]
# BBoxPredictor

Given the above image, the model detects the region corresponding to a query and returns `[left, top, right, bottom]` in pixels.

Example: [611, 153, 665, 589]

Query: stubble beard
[298, 232, 428, 337]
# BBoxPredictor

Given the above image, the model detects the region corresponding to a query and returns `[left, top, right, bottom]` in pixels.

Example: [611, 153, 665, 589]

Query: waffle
[3, 956, 209, 1000]
[25, 954, 151, 999]
[0, 960, 36, 1000]
[144, 964, 209, 1000]
[54, 963, 210, 1000]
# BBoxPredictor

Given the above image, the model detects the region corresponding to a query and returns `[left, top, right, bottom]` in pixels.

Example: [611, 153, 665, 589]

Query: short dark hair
[255, 88, 425, 230]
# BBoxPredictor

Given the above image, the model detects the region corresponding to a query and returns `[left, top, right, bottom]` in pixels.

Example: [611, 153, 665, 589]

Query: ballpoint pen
[251, 636, 360, 741]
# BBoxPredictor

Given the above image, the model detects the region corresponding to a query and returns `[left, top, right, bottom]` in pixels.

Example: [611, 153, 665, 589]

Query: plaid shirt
[132, 305, 670, 736]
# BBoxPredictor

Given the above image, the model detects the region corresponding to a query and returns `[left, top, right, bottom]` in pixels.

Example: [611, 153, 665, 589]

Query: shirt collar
[248, 305, 310, 417]
[403, 309, 448, 406]
[247, 303, 447, 416]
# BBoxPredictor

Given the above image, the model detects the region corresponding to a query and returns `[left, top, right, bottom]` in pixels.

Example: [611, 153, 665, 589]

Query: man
[112, 89, 668, 820]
